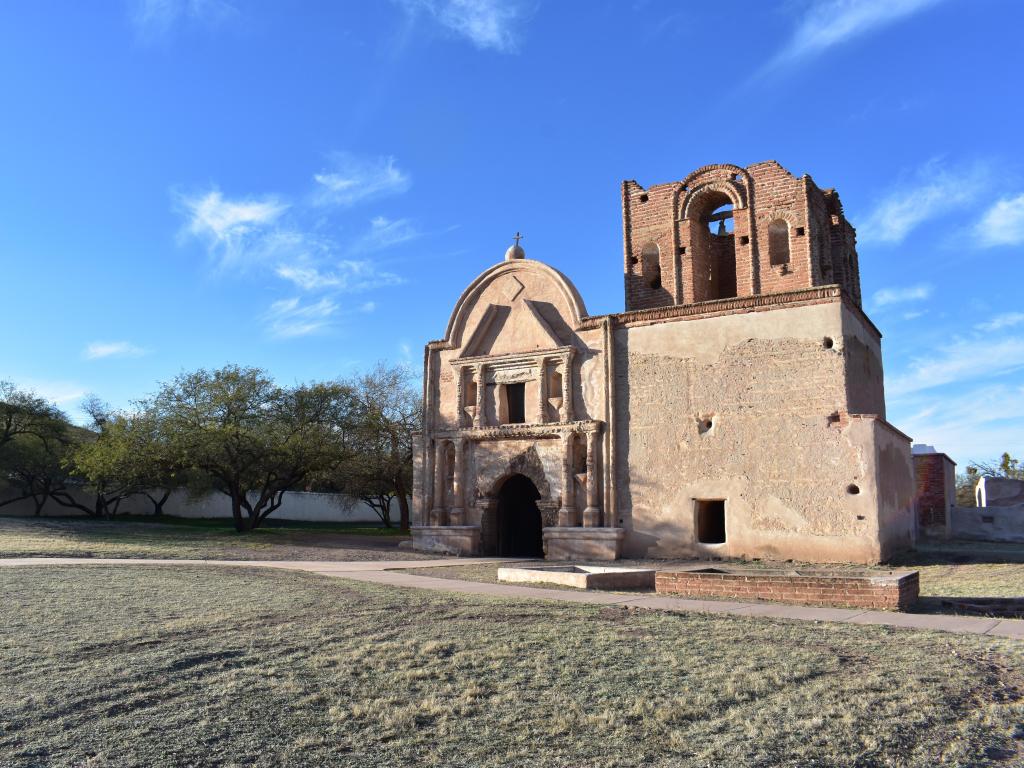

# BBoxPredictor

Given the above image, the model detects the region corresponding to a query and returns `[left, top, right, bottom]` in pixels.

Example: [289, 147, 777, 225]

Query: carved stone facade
[412, 162, 916, 564]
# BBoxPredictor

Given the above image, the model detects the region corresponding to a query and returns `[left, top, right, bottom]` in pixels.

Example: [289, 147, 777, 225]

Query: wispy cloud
[891, 382, 1024, 465]
[263, 296, 377, 339]
[131, 0, 237, 39]
[353, 216, 421, 253]
[395, 0, 526, 52]
[83, 341, 148, 360]
[768, 0, 947, 69]
[975, 312, 1024, 333]
[275, 259, 405, 292]
[178, 188, 289, 267]
[263, 298, 340, 339]
[888, 336, 1024, 397]
[313, 153, 411, 207]
[859, 159, 988, 243]
[975, 193, 1024, 247]
[872, 283, 932, 308]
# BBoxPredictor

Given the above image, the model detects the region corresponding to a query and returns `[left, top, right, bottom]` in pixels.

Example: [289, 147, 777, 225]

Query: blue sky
[1, 0, 1022, 466]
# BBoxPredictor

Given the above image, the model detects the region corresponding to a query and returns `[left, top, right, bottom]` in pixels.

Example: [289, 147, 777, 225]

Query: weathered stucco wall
[614, 299, 912, 564]
[950, 504, 1024, 543]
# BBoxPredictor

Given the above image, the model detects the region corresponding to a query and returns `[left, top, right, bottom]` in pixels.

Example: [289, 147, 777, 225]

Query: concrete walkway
[3, 556, 1023, 640]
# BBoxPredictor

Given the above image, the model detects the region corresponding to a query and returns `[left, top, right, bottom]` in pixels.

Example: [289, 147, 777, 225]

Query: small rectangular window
[696, 499, 726, 544]
[506, 382, 525, 424]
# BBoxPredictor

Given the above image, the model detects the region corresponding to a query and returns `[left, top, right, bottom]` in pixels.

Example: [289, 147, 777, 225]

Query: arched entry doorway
[496, 474, 544, 557]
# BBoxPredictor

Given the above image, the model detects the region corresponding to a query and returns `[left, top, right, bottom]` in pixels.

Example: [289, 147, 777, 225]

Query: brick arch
[680, 181, 745, 221]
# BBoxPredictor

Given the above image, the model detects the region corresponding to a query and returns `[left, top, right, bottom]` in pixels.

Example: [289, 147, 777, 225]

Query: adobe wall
[613, 298, 909, 564]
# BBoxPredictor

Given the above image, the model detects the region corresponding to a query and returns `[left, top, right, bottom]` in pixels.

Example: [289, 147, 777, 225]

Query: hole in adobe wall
[639, 193, 649, 203]
[678, 246, 686, 255]
[629, 255, 638, 265]
[697, 415, 715, 434]
[739, 235, 750, 245]
[732, 173, 741, 181]
[847, 484, 860, 495]
[823, 337, 834, 349]
[856, 515, 866, 520]
[795, 227, 806, 236]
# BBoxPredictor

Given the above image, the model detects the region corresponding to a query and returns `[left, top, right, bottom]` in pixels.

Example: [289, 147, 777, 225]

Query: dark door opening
[696, 499, 726, 544]
[496, 474, 543, 557]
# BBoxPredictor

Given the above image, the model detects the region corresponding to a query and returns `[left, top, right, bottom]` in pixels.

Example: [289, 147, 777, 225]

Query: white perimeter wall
[0, 489, 395, 524]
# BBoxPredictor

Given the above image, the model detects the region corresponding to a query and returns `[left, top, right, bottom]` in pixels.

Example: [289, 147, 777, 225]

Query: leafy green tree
[955, 452, 1024, 507]
[0, 381, 65, 450]
[0, 383, 79, 514]
[318, 364, 420, 529]
[147, 365, 358, 532]
[71, 403, 180, 516]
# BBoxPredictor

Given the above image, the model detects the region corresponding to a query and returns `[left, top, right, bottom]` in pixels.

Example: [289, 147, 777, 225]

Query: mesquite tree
[147, 365, 358, 532]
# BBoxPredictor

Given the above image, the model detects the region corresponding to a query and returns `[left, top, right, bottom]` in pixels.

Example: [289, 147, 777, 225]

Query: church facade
[411, 161, 916, 564]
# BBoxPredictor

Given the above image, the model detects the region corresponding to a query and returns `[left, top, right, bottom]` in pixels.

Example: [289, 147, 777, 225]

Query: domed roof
[504, 232, 525, 261]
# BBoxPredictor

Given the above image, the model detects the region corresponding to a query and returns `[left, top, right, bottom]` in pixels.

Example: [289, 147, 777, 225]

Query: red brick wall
[622, 161, 864, 313]
[655, 569, 919, 610]
[914, 453, 955, 528]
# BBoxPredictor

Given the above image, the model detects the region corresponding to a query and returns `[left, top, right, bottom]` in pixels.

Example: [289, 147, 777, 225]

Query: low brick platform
[655, 567, 920, 611]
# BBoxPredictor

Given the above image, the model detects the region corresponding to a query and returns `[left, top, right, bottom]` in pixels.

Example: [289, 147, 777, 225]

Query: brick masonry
[655, 568, 920, 611]
[913, 452, 956, 529]
[622, 161, 862, 312]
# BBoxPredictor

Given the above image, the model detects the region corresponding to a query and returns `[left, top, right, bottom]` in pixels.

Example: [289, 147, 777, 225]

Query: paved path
[3, 557, 1022, 640]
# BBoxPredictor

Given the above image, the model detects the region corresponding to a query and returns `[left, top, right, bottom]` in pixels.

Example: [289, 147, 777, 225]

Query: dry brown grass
[0, 516, 431, 561]
[1, 564, 1023, 767]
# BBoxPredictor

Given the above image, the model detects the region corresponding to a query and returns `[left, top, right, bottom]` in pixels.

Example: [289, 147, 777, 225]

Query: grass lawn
[0, 565, 1022, 767]
[0, 515, 431, 561]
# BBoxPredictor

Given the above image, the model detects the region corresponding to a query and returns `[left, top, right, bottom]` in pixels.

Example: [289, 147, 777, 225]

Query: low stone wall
[949, 504, 1024, 543]
[655, 567, 919, 611]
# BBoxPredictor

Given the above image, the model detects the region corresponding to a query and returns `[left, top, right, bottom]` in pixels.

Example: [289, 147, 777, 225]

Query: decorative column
[536, 357, 547, 424]
[455, 366, 465, 426]
[558, 432, 576, 527]
[474, 364, 485, 428]
[449, 438, 465, 525]
[560, 353, 574, 422]
[430, 439, 446, 526]
[583, 429, 601, 527]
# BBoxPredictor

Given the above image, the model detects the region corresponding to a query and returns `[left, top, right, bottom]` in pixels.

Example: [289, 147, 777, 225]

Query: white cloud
[395, 0, 525, 52]
[888, 336, 1024, 397]
[872, 283, 932, 308]
[770, 0, 947, 68]
[131, 0, 237, 38]
[354, 216, 421, 253]
[859, 159, 988, 244]
[275, 259, 404, 292]
[313, 154, 411, 207]
[263, 298, 339, 339]
[975, 193, 1024, 247]
[178, 188, 289, 267]
[83, 341, 147, 360]
[975, 312, 1024, 333]
[890, 383, 1024, 465]
[13, 379, 88, 407]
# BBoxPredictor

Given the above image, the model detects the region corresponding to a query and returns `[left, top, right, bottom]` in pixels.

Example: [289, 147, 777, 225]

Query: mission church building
[411, 161, 916, 564]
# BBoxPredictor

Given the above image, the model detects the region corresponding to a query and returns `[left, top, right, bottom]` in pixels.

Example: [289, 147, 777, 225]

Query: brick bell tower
[622, 161, 862, 311]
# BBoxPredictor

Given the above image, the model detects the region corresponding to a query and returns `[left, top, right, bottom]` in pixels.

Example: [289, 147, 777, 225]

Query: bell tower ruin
[623, 161, 862, 310]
